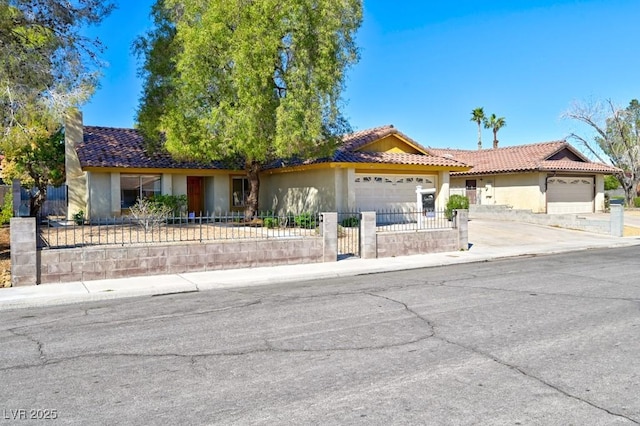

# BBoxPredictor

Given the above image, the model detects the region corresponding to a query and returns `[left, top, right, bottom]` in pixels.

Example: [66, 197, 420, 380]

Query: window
[231, 177, 250, 208]
[121, 175, 161, 208]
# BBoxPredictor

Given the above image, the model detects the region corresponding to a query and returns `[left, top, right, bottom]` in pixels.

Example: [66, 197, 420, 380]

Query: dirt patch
[624, 226, 640, 237]
[0, 226, 9, 287]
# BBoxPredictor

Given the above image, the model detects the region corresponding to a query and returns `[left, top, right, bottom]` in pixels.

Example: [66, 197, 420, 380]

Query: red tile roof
[79, 126, 235, 170]
[427, 141, 620, 175]
[79, 125, 469, 170]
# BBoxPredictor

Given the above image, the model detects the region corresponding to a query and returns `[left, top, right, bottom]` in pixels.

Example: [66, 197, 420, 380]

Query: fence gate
[337, 211, 361, 260]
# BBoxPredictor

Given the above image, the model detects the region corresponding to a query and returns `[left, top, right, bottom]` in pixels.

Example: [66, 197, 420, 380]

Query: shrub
[340, 216, 360, 227]
[634, 197, 640, 208]
[72, 210, 85, 225]
[129, 198, 172, 231]
[263, 217, 279, 228]
[445, 195, 469, 220]
[294, 212, 317, 229]
[604, 175, 620, 191]
[0, 192, 12, 225]
[149, 194, 187, 216]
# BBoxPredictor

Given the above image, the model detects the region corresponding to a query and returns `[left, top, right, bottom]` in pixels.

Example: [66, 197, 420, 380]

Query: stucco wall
[261, 168, 338, 214]
[451, 173, 545, 212]
[88, 172, 111, 219]
[172, 175, 187, 197]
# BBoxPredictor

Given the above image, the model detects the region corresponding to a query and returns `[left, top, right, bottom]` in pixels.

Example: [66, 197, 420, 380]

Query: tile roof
[79, 126, 234, 170]
[268, 124, 469, 169]
[79, 124, 469, 171]
[427, 141, 620, 175]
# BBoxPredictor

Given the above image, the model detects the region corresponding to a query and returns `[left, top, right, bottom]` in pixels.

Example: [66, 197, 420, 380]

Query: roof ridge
[83, 125, 139, 132]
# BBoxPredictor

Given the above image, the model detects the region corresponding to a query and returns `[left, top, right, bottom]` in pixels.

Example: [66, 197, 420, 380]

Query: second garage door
[547, 176, 594, 214]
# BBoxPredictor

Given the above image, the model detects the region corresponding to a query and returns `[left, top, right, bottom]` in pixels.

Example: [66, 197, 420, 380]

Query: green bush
[72, 210, 85, 225]
[604, 175, 621, 191]
[0, 192, 13, 225]
[340, 216, 360, 227]
[263, 217, 279, 228]
[149, 194, 187, 216]
[445, 194, 469, 220]
[634, 197, 640, 208]
[294, 212, 317, 229]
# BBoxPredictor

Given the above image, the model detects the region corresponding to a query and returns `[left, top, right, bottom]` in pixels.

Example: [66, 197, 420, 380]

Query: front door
[187, 176, 205, 216]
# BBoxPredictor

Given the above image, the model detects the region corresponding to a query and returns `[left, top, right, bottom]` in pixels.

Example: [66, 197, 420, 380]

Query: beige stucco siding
[451, 173, 546, 212]
[452, 172, 607, 213]
[261, 168, 337, 214]
[87, 172, 112, 218]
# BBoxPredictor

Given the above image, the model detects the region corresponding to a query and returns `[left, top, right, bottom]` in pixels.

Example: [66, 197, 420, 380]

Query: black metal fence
[38, 209, 455, 250]
[38, 211, 321, 249]
[375, 209, 453, 232]
[337, 211, 361, 259]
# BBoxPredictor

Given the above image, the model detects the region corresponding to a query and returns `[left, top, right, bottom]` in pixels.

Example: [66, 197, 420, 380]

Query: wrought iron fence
[337, 211, 361, 259]
[38, 211, 321, 249]
[375, 209, 453, 232]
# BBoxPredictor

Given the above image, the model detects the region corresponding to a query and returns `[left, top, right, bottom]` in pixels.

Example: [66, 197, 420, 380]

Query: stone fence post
[322, 212, 337, 262]
[610, 204, 623, 237]
[455, 209, 469, 251]
[10, 217, 38, 286]
[360, 212, 377, 259]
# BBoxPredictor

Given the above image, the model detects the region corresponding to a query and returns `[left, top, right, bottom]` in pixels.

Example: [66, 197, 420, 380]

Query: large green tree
[564, 99, 640, 206]
[470, 107, 485, 150]
[136, 0, 362, 218]
[0, 0, 113, 217]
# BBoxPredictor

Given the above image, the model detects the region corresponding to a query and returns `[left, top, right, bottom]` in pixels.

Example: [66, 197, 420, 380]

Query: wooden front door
[187, 176, 205, 215]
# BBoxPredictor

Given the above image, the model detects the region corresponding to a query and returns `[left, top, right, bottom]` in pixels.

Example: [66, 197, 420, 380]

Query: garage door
[547, 176, 594, 214]
[354, 174, 436, 211]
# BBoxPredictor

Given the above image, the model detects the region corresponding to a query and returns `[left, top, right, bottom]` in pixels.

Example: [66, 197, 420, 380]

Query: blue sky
[81, 0, 640, 151]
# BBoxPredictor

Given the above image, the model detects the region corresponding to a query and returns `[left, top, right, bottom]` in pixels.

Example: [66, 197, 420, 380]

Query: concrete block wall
[470, 205, 617, 236]
[39, 238, 324, 284]
[10, 218, 37, 286]
[376, 229, 459, 258]
[14, 211, 468, 286]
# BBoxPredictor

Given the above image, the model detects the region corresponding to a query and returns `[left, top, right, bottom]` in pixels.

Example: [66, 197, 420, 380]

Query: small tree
[604, 175, 620, 191]
[563, 99, 640, 206]
[0, 115, 65, 217]
[129, 198, 172, 232]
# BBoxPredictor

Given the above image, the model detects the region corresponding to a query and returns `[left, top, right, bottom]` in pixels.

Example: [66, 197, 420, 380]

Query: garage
[354, 174, 436, 211]
[547, 176, 594, 214]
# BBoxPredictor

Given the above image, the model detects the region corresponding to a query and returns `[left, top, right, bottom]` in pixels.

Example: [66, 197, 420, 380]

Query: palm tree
[484, 113, 506, 149]
[470, 107, 485, 150]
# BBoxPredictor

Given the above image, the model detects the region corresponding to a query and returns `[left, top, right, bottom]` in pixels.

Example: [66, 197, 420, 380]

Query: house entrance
[187, 176, 205, 216]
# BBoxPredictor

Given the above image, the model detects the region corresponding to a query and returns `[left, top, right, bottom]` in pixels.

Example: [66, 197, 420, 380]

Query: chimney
[64, 109, 83, 184]
[478, 141, 482, 150]
[64, 109, 87, 220]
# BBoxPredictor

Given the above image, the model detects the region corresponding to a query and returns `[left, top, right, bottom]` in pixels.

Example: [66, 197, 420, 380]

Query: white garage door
[354, 174, 436, 211]
[547, 176, 594, 214]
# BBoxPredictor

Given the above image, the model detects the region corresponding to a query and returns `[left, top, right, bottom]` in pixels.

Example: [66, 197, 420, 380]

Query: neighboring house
[428, 142, 621, 214]
[64, 111, 470, 219]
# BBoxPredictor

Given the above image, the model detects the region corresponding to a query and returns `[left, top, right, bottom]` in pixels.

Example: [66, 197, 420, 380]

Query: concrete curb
[2, 233, 639, 311]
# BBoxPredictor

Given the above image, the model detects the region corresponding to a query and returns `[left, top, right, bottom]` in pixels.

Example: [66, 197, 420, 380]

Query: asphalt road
[1, 246, 639, 425]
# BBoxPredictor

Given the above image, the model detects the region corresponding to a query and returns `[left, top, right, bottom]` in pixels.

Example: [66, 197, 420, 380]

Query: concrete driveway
[467, 215, 638, 250]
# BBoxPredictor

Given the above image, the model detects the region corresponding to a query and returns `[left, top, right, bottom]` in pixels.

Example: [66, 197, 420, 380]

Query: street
[1, 246, 639, 425]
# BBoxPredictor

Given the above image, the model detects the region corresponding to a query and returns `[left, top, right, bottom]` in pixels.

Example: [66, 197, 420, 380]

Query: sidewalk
[2, 219, 640, 310]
